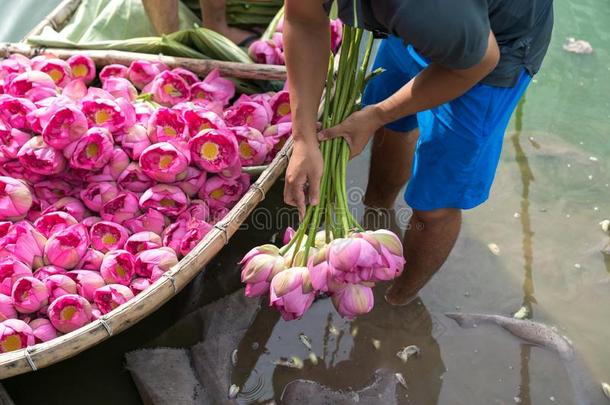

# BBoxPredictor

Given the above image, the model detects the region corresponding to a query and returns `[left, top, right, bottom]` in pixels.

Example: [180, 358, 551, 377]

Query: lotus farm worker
[283, 0, 554, 305]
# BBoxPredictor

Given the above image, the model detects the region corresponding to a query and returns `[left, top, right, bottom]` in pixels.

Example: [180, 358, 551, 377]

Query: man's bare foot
[384, 282, 418, 306]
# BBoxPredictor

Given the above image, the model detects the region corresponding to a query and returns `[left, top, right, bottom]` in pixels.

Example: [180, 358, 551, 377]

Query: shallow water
[2, 0, 610, 404]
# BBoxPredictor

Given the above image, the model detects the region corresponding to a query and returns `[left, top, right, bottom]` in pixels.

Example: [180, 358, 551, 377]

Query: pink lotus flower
[328, 237, 380, 283]
[75, 248, 104, 271]
[171, 68, 198, 85]
[283, 227, 296, 245]
[42, 197, 88, 222]
[200, 174, 249, 209]
[0, 123, 32, 162]
[100, 250, 135, 285]
[0, 160, 45, 184]
[68, 127, 114, 171]
[147, 107, 186, 143]
[179, 220, 212, 256]
[209, 205, 230, 223]
[100, 192, 140, 224]
[99, 64, 129, 83]
[224, 101, 270, 132]
[124, 232, 162, 255]
[7, 71, 57, 101]
[0, 221, 47, 269]
[17, 136, 67, 175]
[0, 54, 30, 79]
[11, 276, 49, 313]
[174, 166, 206, 198]
[355, 230, 405, 281]
[29, 318, 58, 343]
[93, 284, 134, 314]
[161, 217, 188, 253]
[183, 108, 226, 137]
[0, 319, 34, 352]
[81, 99, 125, 133]
[33, 211, 78, 238]
[0, 95, 36, 130]
[191, 69, 235, 106]
[60, 79, 88, 101]
[245, 281, 270, 298]
[90, 220, 129, 252]
[102, 77, 137, 101]
[133, 102, 153, 126]
[332, 283, 373, 319]
[116, 163, 153, 193]
[179, 200, 209, 222]
[44, 274, 77, 300]
[67, 55, 96, 84]
[80, 182, 119, 213]
[149, 70, 190, 106]
[103, 147, 130, 180]
[0, 294, 17, 321]
[134, 247, 178, 280]
[0, 258, 32, 298]
[241, 247, 284, 285]
[269, 267, 315, 321]
[189, 129, 238, 173]
[129, 277, 151, 295]
[248, 40, 284, 65]
[0, 176, 33, 220]
[47, 294, 92, 333]
[65, 270, 105, 302]
[232, 126, 269, 166]
[33, 58, 72, 87]
[124, 209, 167, 235]
[32, 265, 66, 281]
[139, 185, 188, 218]
[32, 179, 73, 204]
[120, 125, 150, 159]
[127, 60, 168, 90]
[44, 224, 89, 269]
[269, 90, 291, 124]
[330, 19, 343, 53]
[307, 247, 331, 292]
[25, 199, 47, 223]
[139, 142, 189, 183]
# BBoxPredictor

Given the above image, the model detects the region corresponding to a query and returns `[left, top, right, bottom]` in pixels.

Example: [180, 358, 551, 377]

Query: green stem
[261, 6, 284, 41]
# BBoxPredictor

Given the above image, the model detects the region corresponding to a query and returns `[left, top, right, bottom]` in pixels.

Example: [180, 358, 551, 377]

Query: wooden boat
[0, 0, 293, 379]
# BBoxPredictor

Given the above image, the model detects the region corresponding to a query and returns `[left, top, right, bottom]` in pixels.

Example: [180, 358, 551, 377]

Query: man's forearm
[142, 0, 179, 35]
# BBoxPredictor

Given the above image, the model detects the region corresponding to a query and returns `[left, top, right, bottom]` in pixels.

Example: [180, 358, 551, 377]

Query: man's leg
[142, 0, 180, 35]
[200, 0, 256, 44]
[385, 208, 461, 306]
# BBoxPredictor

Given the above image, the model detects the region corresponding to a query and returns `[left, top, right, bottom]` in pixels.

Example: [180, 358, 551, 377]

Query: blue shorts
[362, 36, 531, 210]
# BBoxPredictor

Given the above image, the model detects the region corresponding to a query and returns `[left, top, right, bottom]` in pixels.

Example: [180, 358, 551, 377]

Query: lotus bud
[282, 227, 296, 245]
[331, 283, 374, 319]
[7, 71, 57, 102]
[33, 58, 72, 87]
[11, 276, 49, 313]
[0, 95, 36, 130]
[0, 221, 46, 269]
[80, 182, 119, 213]
[0, 176, 33, 220]
[0, 124, 32, 161]
[147, 107, 186, 143]
[81, 99, 125, 133]
[171, 67, 198, 85]
[269, 90, 291, 124]
[47, 294, 92, 333]
[30, 318, 58, 343]
[149, 70, 190, 106]
[244, 281, 270, 298]
[66, 54, 96, 84]
[44, 224, 89, 269]
[124, 209, 167, 235]
[100, 192, 140, 224]
[189, 129, 238, 174]
[191, 69, 235, 106]
[120, 125, 150, 159]
[307, 246, 331, 292]
[33, 179, 73, 203]
[32, 265, 66, 281]
[139, 142, 189, 183]
[0, 294, 16, 321]
[43, 197, 88, 222]
[44, 274, 77, 300]
[129, 277, 151, 295]
[0, 159, 45, 184]
[263, 122, 292, 158]
[224, 101, 270, 132]
[200, 174, 249, 209]
[116, 163, 153, 193]
[93, 284, 134, 315]
[160, 218, 187, 254]
[328, 237, 380, 273]
[40, 105, 87, 149]
[175, 167, 206, 198]
[0, 54, 30, 79]
[134, 247, 178, 280]
[183, 108, 226, 137]
[99, 64, 129, 83]
[179, 220, 212, 256]
[68, 127, 114, 171]
[356, 230, 405, 280]
[102, 77, 137, 101]
[139, 185, 188, 218]
[124, 232, 162, 255]
[33, 211, 78, 238]
[17, 136, 66, 175]
[209, 205, 229, 223]
[330, 19, 343, 53]
[127, 60, 168, 90]
[232, 126, 268, 166]
[99, 249, 134, 285]
[248, 40, 284, 65]
[89, 220, 129, 253]
[180, 200, 209, 222]
[133, 102, 153, 126]
[241, 250, 285, 285]
[269, 267, 315, 321]
[65, 270, 105, 302]
[0, 319, 34, 352]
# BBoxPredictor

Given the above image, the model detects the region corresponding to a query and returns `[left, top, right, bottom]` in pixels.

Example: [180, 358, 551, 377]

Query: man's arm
[142, 0, 179, 35]
[283, 0, 330, 218]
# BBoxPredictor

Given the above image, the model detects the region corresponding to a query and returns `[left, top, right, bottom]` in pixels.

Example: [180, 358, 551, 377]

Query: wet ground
[2, 0, 610, 404]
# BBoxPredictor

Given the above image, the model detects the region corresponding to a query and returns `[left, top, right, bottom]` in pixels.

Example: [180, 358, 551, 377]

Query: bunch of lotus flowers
[0, 52, 293, 352]
[248, 8, 343, 66]
[240, 26, 403, 321]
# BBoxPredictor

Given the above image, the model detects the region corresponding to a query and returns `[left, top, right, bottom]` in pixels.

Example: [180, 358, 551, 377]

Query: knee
[412, 208, 461, 226]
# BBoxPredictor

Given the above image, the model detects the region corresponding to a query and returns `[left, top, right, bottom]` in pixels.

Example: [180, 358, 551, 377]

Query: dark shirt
[328, 0, 554, 87]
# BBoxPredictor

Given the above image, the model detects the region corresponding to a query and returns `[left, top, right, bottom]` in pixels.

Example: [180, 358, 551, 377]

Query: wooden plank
[22, 0, 82, 41]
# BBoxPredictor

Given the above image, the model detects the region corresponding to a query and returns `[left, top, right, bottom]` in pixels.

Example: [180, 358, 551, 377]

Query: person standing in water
[282, 0, 554, 305]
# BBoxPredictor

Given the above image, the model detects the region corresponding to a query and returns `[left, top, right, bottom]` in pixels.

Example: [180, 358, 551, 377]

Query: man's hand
[318, 106, 384, 158]
[284, 138, 324, 219]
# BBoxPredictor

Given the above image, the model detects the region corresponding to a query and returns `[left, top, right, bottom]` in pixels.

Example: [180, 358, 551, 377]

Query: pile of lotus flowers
[248, 7, 343, 65]
[0, 52, 292, 353]
[240, 26, 404, 321]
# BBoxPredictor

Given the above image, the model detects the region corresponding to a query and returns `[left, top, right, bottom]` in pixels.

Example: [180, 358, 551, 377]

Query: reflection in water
[510, 96, 535, 405]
